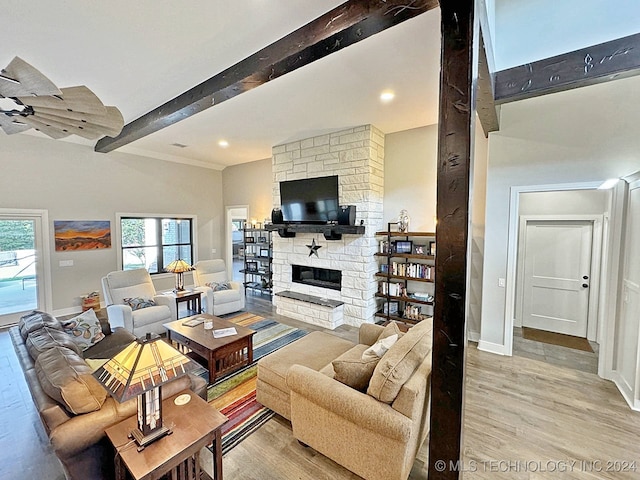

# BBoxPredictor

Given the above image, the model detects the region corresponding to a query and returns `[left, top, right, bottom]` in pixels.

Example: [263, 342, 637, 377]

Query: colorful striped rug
[207, 312, 307, 454]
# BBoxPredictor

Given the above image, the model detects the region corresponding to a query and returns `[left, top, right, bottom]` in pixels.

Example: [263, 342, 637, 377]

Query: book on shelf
[410, 292, 434, 302]
[390, 262, 435, 280]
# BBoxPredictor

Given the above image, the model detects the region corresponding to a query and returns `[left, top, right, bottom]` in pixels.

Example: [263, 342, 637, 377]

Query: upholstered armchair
[193, 259, 245, 316]
[101, 268, 176, 337]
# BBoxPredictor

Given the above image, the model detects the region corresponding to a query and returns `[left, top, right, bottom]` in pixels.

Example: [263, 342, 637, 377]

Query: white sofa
[193, 259, 245, 316]
[101, 268, 176, 337]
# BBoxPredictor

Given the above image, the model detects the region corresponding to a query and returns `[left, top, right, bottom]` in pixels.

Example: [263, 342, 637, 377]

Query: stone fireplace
[271, 125, 384, 328]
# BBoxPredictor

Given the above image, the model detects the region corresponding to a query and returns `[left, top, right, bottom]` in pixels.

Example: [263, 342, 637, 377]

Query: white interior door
[522, 220, 593, 337]
[615, 181, 640, 399]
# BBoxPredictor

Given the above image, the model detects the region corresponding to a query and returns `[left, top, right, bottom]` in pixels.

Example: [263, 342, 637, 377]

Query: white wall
[222, 158, 272, 225]
[480, 74, 640, 353]
[384, 125, 438, 231]
[0, 134, 223, 313]
[494, 0, 640, 69]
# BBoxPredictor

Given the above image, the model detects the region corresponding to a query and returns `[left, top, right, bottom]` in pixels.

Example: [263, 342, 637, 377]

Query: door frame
[225, 205, 249, 280]
[0, 208, 53, 325]
[504, 182, 602, 358]
[515, 215, 603, 342]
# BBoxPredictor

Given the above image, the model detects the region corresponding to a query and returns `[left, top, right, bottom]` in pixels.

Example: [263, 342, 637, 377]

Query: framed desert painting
[54, 220, 111, 251]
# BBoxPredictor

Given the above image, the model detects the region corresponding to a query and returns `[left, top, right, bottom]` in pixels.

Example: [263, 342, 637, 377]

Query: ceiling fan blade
[19, 116, 71, 139]
[32, 105, 124, 136]
[25, 112, 107, 140]
[0, 114, 31, 135]
[18, 85, 107, 115]
[0, 56, 62, 98]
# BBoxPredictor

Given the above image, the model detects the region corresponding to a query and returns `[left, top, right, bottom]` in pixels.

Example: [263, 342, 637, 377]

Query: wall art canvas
[54, 220, 111, 251]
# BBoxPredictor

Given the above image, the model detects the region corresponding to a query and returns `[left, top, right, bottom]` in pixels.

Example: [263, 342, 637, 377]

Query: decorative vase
[397, 209, 410, 233]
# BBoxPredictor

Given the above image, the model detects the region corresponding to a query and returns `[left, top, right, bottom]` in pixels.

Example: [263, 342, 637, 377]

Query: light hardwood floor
[2, 295, 639, 479]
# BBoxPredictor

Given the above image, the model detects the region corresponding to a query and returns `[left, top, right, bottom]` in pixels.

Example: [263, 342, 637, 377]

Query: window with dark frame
[120, 217, 193, 274]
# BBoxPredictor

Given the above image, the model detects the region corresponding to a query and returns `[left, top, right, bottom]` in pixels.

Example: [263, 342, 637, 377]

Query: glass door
[0, 210, 51, 327]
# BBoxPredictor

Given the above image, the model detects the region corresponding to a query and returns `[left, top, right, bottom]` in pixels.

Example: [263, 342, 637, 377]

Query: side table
[174, 291, 202, 319]
[105, 390, 227, 480]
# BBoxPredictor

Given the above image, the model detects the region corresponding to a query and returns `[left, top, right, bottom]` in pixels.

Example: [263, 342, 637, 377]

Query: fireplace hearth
[292, 265, 342, 291]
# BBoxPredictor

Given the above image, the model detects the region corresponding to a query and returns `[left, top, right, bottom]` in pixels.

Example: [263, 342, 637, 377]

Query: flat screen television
[280, 175, 339, 224]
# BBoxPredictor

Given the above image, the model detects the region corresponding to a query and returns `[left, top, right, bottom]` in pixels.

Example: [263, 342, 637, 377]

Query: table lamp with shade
[93, 333, 198, 450]
[165, 259, 193, 292]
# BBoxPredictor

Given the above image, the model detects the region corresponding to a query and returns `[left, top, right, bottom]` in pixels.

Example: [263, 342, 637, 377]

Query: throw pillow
[61, 309, 106, 352]
[123, 297, 157, 310]
[377, 322, 404, 341]
[205, 281, 231, 291]
[367, 319, 433, 404]
[333, 357, 380, 392]
[361, 334, 399, 361]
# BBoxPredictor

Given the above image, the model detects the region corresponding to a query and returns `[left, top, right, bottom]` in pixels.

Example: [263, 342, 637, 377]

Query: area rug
[207, 312, 308, 455]
[522, 327, 593, 353]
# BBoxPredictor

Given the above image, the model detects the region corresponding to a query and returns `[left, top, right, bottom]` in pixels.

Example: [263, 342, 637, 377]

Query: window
[119, 216, 194, 274]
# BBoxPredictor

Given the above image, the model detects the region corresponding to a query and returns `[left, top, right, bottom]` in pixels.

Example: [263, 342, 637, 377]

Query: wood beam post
[428, 0, 476, 478]
[95, 0, 438, 153]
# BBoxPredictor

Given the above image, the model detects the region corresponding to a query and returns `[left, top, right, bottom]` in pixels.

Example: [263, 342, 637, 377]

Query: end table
[174, 290, 202, 319]
[105, 390, 227, 480]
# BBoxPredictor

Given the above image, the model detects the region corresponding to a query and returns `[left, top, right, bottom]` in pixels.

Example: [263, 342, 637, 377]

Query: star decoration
[306, 238, 322, 257]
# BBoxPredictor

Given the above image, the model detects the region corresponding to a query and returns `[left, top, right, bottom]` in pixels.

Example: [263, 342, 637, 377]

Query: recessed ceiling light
[218, 140, 229, 148]
[380, 91, 395, 102]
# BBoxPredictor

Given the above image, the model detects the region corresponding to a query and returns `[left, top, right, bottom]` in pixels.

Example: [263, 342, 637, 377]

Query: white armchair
[101, 268, 176, 337]
[193, 259, 245, 316]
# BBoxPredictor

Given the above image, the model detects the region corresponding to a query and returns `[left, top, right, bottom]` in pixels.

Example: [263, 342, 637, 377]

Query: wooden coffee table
[164, 314, 255, 383]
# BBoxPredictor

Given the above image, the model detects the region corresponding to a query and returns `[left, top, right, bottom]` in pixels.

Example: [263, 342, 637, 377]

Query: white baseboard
[467, 330, 480, 343]
[611, 371, 640, 412]
[477, 339, 509, 356]
[52, 302, 106, 318]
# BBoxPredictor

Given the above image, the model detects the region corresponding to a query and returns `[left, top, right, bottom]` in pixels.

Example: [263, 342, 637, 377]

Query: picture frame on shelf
[383, 301, 399, 315]
[245, 236, 255, 243]
[246, 261, 258, 272]
[394, 240, 412, 254]
[428, 241, 436, 256]
[413, 244, 426, 255]
[260, 248, 269, 257]
[257, 236, 267, 243]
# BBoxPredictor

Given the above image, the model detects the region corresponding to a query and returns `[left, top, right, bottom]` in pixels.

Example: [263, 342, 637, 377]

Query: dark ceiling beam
[476, 30, 499, 136]
[495, 32, 640, 104]
[95, 0, 438, 153]
[475, 0, 499, 137]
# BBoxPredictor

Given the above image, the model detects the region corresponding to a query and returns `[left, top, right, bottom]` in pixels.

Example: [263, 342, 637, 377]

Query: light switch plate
[59, 260, 74, 267]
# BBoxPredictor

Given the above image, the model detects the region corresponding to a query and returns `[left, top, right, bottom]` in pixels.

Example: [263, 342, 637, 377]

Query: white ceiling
[6, 1, 639, 169]
[4, 1, 441, 169]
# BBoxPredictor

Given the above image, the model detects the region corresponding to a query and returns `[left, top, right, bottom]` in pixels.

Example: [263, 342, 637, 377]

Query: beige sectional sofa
[10, 310, 207, 480]
[257, 319, 432, 480]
